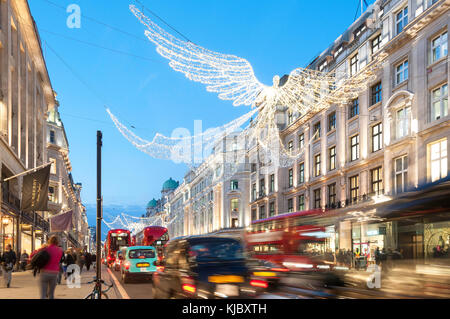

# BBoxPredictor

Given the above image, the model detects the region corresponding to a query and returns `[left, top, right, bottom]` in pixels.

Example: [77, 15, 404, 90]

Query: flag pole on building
[1, 162, 52, 183]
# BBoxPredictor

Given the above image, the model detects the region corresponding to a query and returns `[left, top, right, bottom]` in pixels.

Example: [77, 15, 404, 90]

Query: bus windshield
[110, 235, 129, 251]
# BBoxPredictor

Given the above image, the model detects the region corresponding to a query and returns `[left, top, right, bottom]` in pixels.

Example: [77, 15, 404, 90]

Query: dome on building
[146, 198, 158, 208]
[162, 177, 179, 191]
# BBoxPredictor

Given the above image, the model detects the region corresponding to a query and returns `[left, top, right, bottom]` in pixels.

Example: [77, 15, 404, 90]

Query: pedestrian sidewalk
[0, 265, 121, 299]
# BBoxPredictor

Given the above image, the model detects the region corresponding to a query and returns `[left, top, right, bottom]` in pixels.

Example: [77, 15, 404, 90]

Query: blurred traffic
[102, 183, 450, 299]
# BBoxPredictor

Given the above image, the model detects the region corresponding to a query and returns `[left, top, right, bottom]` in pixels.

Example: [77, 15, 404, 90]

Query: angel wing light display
[107, 4, 385, 169]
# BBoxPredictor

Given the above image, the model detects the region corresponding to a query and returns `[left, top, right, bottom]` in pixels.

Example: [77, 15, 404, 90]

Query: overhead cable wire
[134, 0, 194, 43]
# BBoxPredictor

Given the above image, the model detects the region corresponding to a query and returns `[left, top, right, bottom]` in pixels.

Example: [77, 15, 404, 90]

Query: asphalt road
[108, 267, 154, 299]
[105, 265, 447, 299]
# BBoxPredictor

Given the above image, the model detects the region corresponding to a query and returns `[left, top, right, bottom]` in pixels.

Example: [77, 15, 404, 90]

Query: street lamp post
[96, 131, 102, 297]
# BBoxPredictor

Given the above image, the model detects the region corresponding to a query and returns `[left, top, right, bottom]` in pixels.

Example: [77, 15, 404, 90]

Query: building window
[269, 174, 275, 193]
[372, 123, 382, 152]
[350, 135, 359, 161]
[299, 162, 305, 184]
[259, 178, 265, 196]
[334, 45, 343, 58]
[349, 98, 359, 118]
[288, 140, 294, 154]
[431, 31, 447, 63]
[371, 166, 383, 195]
[329, 146, 336, 171]
[231, 198, 239, 214]
[326, 183, 336, 208]
[371, 82, 382, 105]
[48, 186, 56, 202]
[354, 24, 367, 38]
[328, 112, 336, 131]
[350, 54, 358, 76]
[288, 111, 293, 125]
[349, 175, 359, 203]
[313, 121, 321, 140]
[298, 195, 305, 211]
[395, 60, 408, 85]
[259, 205, 266, 220]
[395, 156, 408, 194]
[269, 202, 275, 217]
[396, 6, 408, 34]
[230, 180, 238, 190]
[287, 198, 294, 213]
[251, 209, 257, 221]
[314, 154, 321, 177]
[314, 189, 321, 209]
[288, 168, 293, 188]
[431, 83, 448, 121]
[50, 158, 57, 175]
[372, 34, 381, 53]
[318, 60, 328, 72]
[396, 106, 411, 139]
[299, 133, 305, 149]
[429, 139, 447, 182]
[251, 163, 257, 173]
[252, 183, 256, 201]
[49, 130, 55, 144]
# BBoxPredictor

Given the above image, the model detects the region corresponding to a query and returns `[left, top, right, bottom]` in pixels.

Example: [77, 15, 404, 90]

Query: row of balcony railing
[251, 189, 386, 210]
[2, 188, 50, 232]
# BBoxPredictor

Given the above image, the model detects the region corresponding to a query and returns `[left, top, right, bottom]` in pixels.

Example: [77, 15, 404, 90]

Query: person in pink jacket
[32, 236, 63, 299]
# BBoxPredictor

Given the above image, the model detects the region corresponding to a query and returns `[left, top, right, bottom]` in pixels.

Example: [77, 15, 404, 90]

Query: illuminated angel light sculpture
[107, 4, 386, 167]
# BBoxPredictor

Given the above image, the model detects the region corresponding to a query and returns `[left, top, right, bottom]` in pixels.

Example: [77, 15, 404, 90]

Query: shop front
[351, 222, 394, 266]
[20, 226, 33, 254]
[34, 229, 44, 250]
[424, 219, 450, 261]
[0, 213, 17, 252]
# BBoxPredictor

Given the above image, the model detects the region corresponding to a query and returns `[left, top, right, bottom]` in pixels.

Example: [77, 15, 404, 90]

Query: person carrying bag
[30, 236, 63, 299]
[29, 246, 51, 276]
[1, 245, 17, 288]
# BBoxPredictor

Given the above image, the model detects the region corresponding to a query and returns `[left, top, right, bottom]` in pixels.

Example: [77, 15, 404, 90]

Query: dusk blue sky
[28, 0, 374, 232]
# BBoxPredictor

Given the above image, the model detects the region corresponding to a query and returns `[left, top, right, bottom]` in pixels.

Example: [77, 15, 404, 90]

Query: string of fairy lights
[103, 211, 178, 235]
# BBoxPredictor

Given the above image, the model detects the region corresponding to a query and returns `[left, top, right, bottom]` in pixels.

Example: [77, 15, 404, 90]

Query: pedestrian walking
[76, 248, 84, 274]
[20, 250, 29, 271]
[85, 251, 92, 271]
[63, 248, 76, 280]
[57, 247, 64, 285]
[91, 254, 96, 269]
[1, 244, 17, 288]
[32, 236, 63, 299]
[375, 247, 381, 266]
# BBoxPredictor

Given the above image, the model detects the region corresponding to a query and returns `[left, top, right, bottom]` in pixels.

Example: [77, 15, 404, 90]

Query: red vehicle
[245, 209, 336, 271]
[104, 229, 131, 267]
[131, 235, 136, 246]
[135, 226, 169, 260]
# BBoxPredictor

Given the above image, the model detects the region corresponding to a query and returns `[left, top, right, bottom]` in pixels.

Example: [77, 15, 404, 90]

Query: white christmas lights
[108, 5, 387, 170]
[103, 211, 177, 235]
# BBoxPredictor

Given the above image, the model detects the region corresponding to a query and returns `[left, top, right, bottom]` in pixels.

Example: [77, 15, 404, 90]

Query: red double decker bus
[104, 229, 131, 267]
[136, 226, 169, 259]
[245, 209, 337, 271]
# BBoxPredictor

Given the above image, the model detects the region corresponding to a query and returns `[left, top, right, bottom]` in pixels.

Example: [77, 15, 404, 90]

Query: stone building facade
[47, 104, 88, 250]
[157, 1, 450, 261]
[248, 0, 450, 260]
[166, 132, 251, 238]
[0, 0, 88, 256]
[0, 0, 56, 255]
